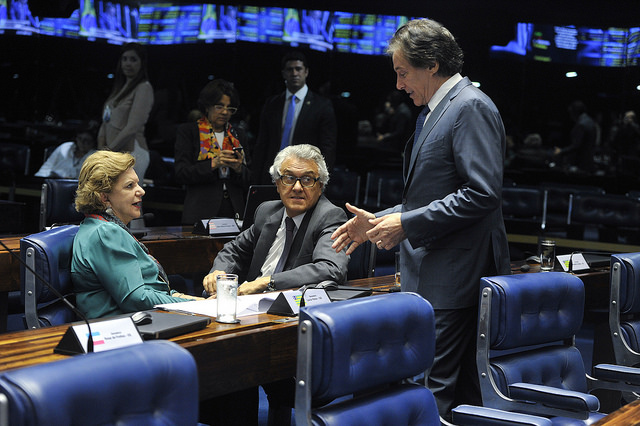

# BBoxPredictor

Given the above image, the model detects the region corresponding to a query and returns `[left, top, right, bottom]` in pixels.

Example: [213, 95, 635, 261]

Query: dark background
[2, 0, 639, 153]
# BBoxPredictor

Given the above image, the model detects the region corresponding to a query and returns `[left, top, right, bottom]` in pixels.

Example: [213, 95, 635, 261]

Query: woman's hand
[212, 149, 243, 173]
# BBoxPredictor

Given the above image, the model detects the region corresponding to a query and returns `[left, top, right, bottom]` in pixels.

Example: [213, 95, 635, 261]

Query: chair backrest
[501, 185, 545, 233]
[362, 169, 403, 210]
[39, 178, 84, 230]
[0, 340, 199, 426]
[569, 193, 640, 244]
[0, 142, 31, 177]
[324, 166, 361, 208]
[20, 225, 79, 329]
[609, 252, 640, 366]
[346, 240, 376, 280]
[477, 272, 604, 421]
[295, 292, 440, 425]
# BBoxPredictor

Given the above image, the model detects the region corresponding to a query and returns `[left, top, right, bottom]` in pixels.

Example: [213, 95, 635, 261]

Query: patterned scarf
[197, 117, 241, 161]
[88, 210, 170, 288]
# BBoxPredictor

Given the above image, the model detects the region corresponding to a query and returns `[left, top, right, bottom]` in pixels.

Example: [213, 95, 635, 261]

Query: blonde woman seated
[72, 151, 201, 319]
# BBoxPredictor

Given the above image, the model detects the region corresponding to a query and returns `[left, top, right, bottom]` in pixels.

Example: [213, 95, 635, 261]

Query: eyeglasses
[212, 104, 238, 115]
[279, 175, 320, 188]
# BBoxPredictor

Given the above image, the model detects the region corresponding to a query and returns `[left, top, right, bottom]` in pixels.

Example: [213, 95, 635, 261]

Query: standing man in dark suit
[331, 19, 511, 421]
[251, 51, 337, 185]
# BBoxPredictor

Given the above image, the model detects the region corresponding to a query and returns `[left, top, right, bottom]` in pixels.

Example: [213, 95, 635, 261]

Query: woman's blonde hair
[75, 151, 136, 214]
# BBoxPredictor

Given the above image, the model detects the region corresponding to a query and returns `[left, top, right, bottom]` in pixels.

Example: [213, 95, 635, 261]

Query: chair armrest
[452, 404, 553, 426]
[508, 382, 599, 412]
[593, 363, 640, 386]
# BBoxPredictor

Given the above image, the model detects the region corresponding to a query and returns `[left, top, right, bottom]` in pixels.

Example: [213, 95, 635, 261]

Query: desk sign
[55, 317, 143, 355]
[193, 218, 240, 236]
[302, 288, 331, 306]
[267, 290, 303, 316]
[557, 253, 589, 272]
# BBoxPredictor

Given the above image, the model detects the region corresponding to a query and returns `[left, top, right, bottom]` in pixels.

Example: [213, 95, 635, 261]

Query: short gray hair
[269, 144, 329, 189]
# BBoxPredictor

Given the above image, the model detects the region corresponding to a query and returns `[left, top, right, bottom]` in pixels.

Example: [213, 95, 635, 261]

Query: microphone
[0, 238, 94, 352]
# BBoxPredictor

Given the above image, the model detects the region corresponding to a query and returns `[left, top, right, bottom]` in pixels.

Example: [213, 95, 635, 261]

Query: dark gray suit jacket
[251, 90, 337, 184]
[379, 77, 511, 309]
[211, 195, 348, 290]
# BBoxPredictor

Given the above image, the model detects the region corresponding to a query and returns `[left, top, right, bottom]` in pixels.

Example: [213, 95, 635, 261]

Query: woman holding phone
[174, 79, 248, 225]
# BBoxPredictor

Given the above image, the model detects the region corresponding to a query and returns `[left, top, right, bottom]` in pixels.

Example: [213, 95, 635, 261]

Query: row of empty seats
[502, 181, 640, 244]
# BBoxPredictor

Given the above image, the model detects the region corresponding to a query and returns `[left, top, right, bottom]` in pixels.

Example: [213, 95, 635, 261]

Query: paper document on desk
[154, 292, 280, 318]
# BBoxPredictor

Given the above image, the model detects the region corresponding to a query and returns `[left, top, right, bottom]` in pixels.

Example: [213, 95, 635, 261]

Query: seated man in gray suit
[203, 143, 348, 295]
[202, 144, 348, 426]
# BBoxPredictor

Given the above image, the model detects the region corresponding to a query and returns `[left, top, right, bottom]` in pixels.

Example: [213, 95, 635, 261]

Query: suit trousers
[427, 305, 482, 421]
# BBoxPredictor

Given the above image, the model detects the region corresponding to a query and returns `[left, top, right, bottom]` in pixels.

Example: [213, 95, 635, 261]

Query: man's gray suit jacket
[211, 195, 349, 290]
[379, 76, 511, 309]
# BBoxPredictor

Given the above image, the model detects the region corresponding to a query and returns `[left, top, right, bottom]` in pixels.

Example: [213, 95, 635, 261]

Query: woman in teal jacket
[71, 151, 201, 319]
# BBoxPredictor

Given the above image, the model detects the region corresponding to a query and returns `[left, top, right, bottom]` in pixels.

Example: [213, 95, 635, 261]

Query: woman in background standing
[174, 79, 248, 225]
[98, 42, 153, 181]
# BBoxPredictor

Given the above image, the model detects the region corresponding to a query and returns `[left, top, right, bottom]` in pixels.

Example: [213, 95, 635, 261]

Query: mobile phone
[232, 146, 243, 158]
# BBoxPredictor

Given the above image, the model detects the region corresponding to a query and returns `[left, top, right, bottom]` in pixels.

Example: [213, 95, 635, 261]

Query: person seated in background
[203, 144, 349, 296]
[34, 121, 98, 178]
[71, 151, 201, 319]
[375, 90, 413, 152]
[202, 144, 349, 426]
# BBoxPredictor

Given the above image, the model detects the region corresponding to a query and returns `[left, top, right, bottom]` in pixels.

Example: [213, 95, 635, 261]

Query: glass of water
[216, 274, 239, 323]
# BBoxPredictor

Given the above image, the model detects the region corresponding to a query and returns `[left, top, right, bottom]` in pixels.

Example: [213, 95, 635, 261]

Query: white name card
[55, 317, 143, 355]
[557, 253, 589, 272]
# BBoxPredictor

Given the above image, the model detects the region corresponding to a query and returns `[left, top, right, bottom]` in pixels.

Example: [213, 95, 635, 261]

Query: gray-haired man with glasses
[203, 144, 349, 296]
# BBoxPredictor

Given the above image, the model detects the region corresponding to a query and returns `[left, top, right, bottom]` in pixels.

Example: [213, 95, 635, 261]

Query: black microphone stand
[0, 238, 94, 353]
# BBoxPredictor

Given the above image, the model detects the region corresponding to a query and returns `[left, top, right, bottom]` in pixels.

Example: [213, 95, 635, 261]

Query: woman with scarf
[174, 79, 248, 225]
[71, 151, 201, 319]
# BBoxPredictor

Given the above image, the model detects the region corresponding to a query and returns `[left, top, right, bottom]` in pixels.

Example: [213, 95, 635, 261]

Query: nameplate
[54, 317, 143, 355]
[557, 253, 589, 272]
[193, 218, 240, 236]
[266, 290, 303, 316]
[302, 288, 332, 306]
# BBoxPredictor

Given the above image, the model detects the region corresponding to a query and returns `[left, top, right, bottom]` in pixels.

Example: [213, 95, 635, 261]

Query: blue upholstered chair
[478, 272, 640, 423]
[39, 178, 84, 231]
[294, 292, 440, 426]
[0, 340, 199, 425]
[20, 225, 79, 329]
[609, 252, 640, 368]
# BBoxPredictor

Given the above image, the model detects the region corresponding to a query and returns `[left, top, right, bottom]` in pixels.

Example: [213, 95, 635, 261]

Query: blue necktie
[405, 106, 430, 171]
[280, 95, 297, 151]
[273, 217, 295, 274]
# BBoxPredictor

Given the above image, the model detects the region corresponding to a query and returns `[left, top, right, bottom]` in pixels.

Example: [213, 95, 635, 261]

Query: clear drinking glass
[216, 274, 239, 323]
[539, 240, 556, 272]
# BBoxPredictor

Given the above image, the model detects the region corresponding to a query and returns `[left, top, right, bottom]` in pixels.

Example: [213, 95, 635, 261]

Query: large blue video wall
[0, 0, 414, 55]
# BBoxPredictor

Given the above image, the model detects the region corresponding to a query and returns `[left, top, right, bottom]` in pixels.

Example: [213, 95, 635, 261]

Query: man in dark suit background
[331, 19, 511, 421]
[251, 51, 337, 185]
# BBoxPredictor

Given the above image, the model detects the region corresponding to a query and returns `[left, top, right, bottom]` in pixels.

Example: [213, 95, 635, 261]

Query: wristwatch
[267, 278, 276, 292]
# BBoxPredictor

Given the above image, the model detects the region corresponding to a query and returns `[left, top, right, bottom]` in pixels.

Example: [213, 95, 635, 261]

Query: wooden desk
[0, 226, 229, 293]
[0, 276, 395, 400]
[593, 399, 640, 425]
[0, 226, 229, 332]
